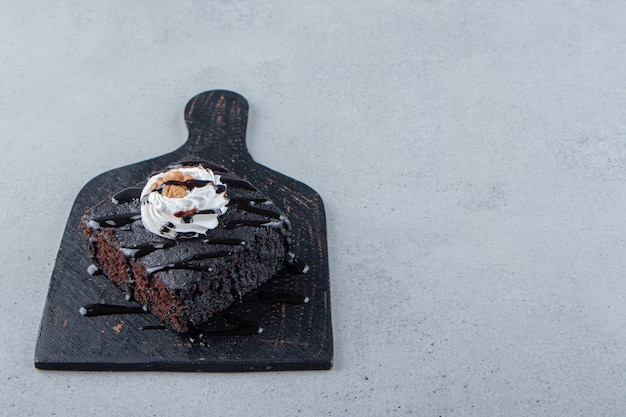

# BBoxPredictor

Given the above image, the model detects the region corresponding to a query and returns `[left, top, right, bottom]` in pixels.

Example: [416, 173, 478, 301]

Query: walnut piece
[150, 171, 198, 199]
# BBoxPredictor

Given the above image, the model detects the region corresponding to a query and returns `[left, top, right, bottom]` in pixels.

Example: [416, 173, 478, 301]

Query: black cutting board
[34, 90, 333, 371]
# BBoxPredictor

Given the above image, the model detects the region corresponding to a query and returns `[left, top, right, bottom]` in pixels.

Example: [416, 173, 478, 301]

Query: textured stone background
[2, 1, 626, 415]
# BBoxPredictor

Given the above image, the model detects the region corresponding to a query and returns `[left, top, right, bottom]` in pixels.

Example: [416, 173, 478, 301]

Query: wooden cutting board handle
[181, 90, 252, 163]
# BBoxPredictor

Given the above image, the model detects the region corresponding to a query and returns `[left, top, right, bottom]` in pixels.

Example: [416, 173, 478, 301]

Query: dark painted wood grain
[34, 90, 333, 371]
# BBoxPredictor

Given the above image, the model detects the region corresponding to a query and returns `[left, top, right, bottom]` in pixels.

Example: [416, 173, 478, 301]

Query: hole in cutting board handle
[182, 90, 251, 158]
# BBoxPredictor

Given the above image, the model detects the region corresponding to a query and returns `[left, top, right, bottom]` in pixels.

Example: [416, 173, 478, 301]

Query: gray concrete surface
[2, 1, 626, 415]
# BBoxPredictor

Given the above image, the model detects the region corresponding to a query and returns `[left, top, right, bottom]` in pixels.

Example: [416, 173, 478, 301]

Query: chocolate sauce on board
[188, 315, 263, 339]
[79, 292, 308, 317]
[79, 292, 309, 337]
[79, 303, 149, 317]
[83, 160, 310, 338]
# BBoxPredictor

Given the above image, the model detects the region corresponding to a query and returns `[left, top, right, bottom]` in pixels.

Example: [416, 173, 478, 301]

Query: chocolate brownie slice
[82, 159, 303, 333]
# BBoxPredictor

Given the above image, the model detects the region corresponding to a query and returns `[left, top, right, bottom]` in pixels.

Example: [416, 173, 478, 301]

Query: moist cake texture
[82, 159, 304, 333]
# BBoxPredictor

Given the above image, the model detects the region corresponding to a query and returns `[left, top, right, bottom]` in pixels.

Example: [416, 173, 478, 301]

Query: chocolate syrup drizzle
[83, 159, 309, 339]
[89, 213, 141, 229]
[150, 179, 217, 198]
[191, 315, 263, 338]
[112, 187, 142, 204]
[145, 250, 233, 275]
[80, 291, 308, 318]
[79, 291, 309, 338]
[79, 303, 149, 317]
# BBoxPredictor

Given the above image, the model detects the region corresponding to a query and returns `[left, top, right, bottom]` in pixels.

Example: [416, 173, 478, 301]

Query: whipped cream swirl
[140, 166, 228, 239]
